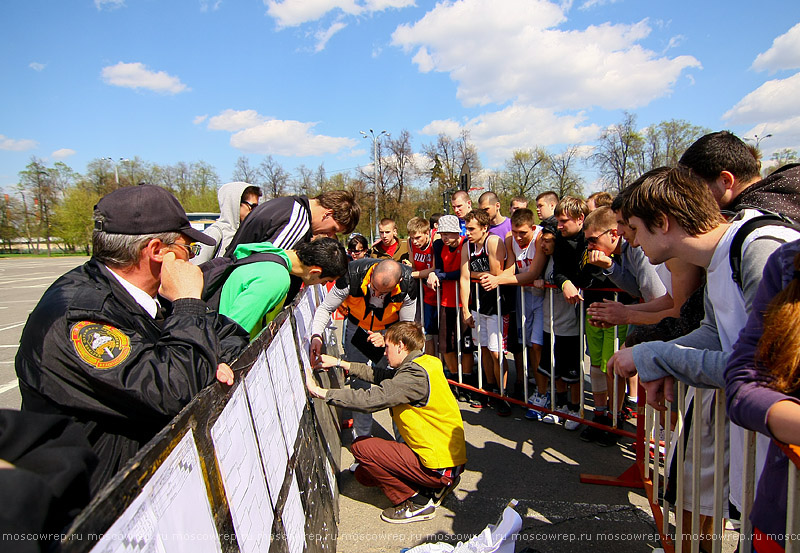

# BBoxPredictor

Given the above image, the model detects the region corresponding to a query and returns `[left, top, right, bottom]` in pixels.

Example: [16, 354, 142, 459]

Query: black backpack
[200, 253, 288, 310]
[728, 209, 800, 288]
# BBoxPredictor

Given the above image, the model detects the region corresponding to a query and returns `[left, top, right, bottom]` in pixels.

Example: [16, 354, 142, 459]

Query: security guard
[15, 185, 250, 495]
[310, 259, 417, 438]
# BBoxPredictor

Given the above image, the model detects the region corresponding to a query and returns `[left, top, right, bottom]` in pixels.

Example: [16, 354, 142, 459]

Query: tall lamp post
[360, 129, 388, 244]
[103, 157, 128, 185]
[745, 133, 773, 149]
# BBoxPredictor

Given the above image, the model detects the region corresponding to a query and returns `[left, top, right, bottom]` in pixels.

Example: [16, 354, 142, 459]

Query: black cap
[94, 185, 216, 246]
[540, 216, 558, 237]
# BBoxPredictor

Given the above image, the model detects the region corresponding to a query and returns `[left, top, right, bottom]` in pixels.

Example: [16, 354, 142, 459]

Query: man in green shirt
[219, 237, 348, 337]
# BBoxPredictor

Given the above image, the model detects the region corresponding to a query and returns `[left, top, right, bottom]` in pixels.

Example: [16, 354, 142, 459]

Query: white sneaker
[524, 393, 549, 421]
[542, 408, 560, 424]
[349, 462, 360, 473]
[563, 409, 581, 431]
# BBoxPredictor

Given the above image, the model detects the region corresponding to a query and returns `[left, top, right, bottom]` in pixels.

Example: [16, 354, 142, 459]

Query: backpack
[728, 209, 800, 288]
[200, 253, 289, 310]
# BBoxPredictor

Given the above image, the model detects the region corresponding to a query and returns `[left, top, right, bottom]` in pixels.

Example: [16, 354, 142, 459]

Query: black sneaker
[469, 391, 486, 409]
[579, 412, 610, 443]
[380, 499, 436, 524]
[496, 399, 512, 417]
[432, 475, 461, 507]
[597, 428, 619, 447]
[579, 424, 600, 443]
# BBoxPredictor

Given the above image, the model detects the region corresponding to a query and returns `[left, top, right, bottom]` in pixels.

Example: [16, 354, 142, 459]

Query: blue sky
[1, 0, 799, 193]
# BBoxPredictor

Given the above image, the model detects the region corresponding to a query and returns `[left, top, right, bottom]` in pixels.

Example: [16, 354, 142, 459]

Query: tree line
[5, 113, 791, 255]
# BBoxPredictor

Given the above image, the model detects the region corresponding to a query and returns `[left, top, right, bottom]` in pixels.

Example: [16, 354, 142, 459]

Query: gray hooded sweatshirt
[193, 181, 251, 264]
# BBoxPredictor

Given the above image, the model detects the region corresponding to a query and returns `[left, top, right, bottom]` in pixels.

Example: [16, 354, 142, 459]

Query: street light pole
[360, 129, 388, 243]
[745, 133, 773, 149]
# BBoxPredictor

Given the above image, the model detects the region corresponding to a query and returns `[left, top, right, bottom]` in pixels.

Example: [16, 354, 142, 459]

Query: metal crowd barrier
[414, 276, 635, 440]
[413, 273, 800, 552]
[61, 285, 342, 553]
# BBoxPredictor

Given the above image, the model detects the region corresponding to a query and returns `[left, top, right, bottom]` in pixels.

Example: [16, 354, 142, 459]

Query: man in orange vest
[310, 259, 418, 438]
[305, 322, 466, 524]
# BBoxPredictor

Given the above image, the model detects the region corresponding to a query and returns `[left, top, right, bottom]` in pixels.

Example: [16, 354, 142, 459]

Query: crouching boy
[305, 322, 467, 523]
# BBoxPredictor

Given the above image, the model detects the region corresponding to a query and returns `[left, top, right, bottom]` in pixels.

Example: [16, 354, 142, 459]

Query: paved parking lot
[0, 256, 89, 410]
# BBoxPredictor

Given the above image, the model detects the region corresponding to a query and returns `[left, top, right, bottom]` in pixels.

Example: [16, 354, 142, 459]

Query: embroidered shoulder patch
[70, 321, 131, 369]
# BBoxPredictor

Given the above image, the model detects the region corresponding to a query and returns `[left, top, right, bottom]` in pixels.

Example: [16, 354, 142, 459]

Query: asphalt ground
[0, 255, 89, 410]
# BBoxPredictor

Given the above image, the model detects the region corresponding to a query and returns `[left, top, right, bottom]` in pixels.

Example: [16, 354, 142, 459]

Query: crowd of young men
[11, 129, 800, 539]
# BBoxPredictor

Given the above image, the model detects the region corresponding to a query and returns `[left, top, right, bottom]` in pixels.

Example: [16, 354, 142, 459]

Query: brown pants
[351, 436, 453, 505]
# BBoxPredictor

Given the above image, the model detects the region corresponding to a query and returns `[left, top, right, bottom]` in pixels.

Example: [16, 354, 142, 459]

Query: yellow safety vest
[392, 355, 468, 469]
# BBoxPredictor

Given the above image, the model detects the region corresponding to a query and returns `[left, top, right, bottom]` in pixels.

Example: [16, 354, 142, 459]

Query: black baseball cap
[540, 216, 558, 237]
[94, 185, 216, 246]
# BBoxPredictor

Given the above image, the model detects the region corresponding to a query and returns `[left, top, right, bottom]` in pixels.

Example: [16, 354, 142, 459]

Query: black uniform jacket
[15, 259, 249, 494]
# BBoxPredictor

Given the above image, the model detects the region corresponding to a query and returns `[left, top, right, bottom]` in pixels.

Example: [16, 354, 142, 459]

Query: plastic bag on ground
[404, 500, 523, 553]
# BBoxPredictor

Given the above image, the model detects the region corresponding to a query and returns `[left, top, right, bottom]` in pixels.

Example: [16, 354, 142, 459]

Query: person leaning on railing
[726, 238, 800, 551]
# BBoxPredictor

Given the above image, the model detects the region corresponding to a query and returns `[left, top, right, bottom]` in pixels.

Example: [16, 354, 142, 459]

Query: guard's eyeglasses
[173, 243, 201, 258]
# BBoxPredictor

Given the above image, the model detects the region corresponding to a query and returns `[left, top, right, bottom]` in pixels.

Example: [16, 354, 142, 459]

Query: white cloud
[315, 21, 348, 52]
[265, 0, 414, 28]
[95, 0, 125, 10]
[266, 0, 361, 27]
[420, 103, 601, 166]
[207, 109, 268, 131]
[101, 62, 188, 95]
[193, 114, 209, 125]
[579, 0, 621, 10]
[723, 72, 800, 125]
[51, 148, 76, 160]
[752, 22, 800, 73]
[29, 62, 46, 72]
[0, 135, 38, 151]
[392, 0, 700, 110]
[206, 109, 357, 156]
[200, 0, 222, 11]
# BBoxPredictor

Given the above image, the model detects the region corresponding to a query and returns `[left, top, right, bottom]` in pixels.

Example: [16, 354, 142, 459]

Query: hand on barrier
[315, 354, 348, 371]
[427, 272, 440, 290]
[607, 348, 636, 378]
[159, 251, 203, 301]
[304, 363, 327, 399]
[641, 375, 674, 411]
[309, 334, 323, 366]
[216, 363, 234, 386]
[367, 331, 385, 348]
[586, 299, 628, 325]
[463, 312, 475, 328]
[533, 279, 545, 289]
[479, 273, 500, 290]
[561, 281, 583, 304]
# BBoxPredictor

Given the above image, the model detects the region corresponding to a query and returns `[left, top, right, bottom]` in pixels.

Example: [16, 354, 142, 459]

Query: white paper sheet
[90, 430, 221, 553]
[210, 386, 274, 553]
[267, 335, 299, 457]
[279, 321, 307, 422]
[282, 474, 307, 553]
[243, 350, 288, 509]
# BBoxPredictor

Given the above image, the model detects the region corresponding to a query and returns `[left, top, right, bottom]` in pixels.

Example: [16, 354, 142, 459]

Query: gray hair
[93, 230, 180, 267]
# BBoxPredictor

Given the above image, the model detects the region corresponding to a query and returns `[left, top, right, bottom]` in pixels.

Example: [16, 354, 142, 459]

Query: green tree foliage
[499, 148, 549, 203]
[53, 186, 99, 254]
[18, 157, 67, 255]
[546, 146, 584, 199]
[591, 112, 643, 193]
[593, 113, 711, 193]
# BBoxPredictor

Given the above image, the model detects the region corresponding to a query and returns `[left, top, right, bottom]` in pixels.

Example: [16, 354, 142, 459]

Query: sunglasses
[585, 229, 613, 245]
[173, 243, 201, 258]
[241, 200, 258, 211]
[349, 248, 366, 254]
